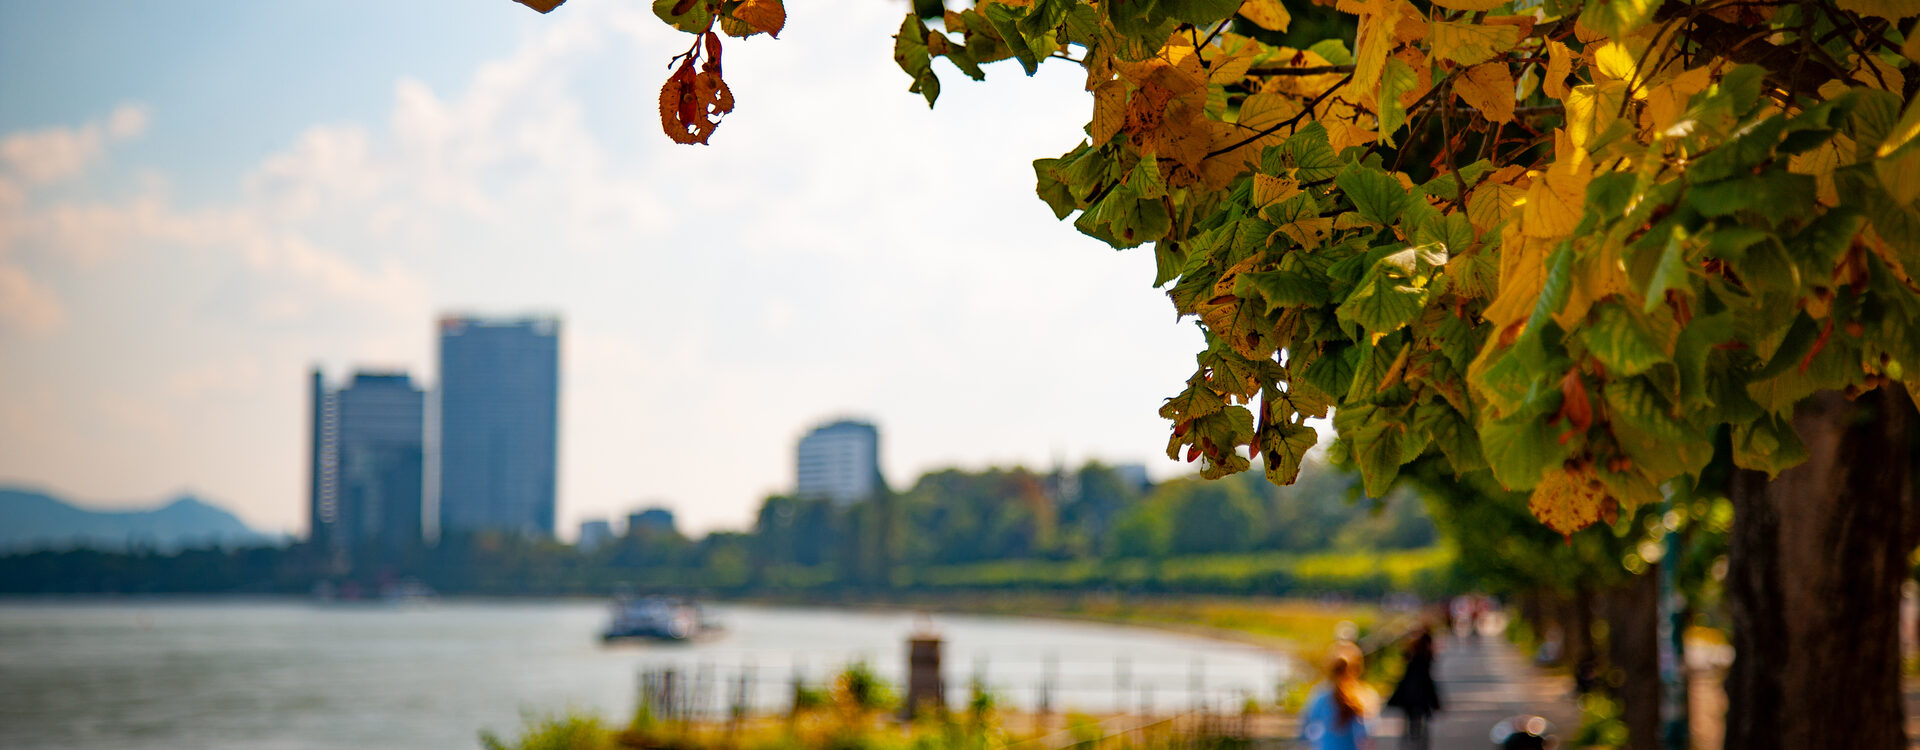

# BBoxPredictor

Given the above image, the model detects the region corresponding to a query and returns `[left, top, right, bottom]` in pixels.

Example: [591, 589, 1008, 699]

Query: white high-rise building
[795, 419, 881, 507]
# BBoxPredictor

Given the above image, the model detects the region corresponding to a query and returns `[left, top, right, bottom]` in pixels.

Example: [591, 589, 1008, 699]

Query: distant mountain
[0, 487, 276, 553]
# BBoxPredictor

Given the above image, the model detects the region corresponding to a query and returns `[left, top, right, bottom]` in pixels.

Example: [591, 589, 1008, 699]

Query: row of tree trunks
[1724, 387, 1918, 749]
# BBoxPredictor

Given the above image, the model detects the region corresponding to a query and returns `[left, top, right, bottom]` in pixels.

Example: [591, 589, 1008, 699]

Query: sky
[0, 0, 1212, 538]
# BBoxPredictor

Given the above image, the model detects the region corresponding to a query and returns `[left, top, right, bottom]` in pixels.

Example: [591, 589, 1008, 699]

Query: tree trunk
[1724, 387, 1918, 749]
[1603, 571, 1661, 750]
[1570, 585, 1597, 687]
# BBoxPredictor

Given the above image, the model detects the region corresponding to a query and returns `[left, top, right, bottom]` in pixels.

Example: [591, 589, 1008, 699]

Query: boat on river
[601, 596, 719, 642]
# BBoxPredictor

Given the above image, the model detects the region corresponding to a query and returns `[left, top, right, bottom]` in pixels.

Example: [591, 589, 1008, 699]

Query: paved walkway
[1373, 632, 1580, 750]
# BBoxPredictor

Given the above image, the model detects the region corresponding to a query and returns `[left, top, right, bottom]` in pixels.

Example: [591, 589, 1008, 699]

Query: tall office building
[308, 370, 425, 559]
[795, 419, 881, 507]
[435, 315, 561, 538]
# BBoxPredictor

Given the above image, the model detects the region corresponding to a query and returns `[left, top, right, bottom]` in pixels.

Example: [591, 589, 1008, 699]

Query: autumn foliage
[534, 0, 1920, 539]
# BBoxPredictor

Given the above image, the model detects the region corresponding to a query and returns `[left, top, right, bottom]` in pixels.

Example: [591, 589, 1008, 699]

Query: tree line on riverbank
[0, 459, 1450, 597]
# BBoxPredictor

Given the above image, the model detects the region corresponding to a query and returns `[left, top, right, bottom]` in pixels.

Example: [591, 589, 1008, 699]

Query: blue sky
[0, 0, 1206, 536]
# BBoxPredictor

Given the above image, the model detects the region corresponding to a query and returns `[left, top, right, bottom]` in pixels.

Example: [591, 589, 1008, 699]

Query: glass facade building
[795, 419, 881, 507]
[309, 370, 425, 559]
[435, 315, 560, 539]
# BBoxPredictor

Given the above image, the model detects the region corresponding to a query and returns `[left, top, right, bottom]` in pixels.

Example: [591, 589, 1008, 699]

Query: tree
[522, 0, 1920, 744]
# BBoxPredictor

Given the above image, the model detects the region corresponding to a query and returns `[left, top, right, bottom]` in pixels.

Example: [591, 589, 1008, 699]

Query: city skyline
[0, 0, 1205, 538]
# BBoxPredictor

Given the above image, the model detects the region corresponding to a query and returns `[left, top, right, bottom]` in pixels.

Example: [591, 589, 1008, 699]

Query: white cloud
[0, 263, 64, 337]
[0, 103, 147, 184]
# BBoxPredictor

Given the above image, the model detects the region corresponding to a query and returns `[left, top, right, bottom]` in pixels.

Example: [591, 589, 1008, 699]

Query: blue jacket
[1301, 687, 1372, 750]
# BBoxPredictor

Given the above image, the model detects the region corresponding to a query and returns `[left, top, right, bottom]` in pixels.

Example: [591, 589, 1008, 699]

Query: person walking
[1301, 642, 1373, 750]
[1386, 627, 1443, 750]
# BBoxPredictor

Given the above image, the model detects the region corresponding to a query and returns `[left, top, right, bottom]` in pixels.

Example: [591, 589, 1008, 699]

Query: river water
[0, 599, 1296, 750]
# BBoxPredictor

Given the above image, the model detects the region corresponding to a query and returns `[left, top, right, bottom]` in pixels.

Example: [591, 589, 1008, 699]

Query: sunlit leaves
[1455, 62, 1516, 123]
[1577, 0, 1657, 40]
[1237, 0, 1292, 32]
[1430, 20, 1519, 66]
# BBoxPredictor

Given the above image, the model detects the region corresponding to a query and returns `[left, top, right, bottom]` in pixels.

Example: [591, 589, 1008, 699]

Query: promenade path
[1372, 632, 1580, 750]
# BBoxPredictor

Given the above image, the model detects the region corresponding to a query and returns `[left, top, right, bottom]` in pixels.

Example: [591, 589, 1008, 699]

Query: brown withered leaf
[513, 0, 566, 13]
[660, 60, 735, 145]
[733, 0, 785, 38]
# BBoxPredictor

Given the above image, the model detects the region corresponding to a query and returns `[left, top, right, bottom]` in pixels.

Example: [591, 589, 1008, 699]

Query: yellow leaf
[733, 0, 785, 37]
[1564, 81, 1625, 150]
[1207, 45, 1257, 88]
[1905, 30, 1920, 64]
[1392, 0, 1429, 43]
[1522, 164, 1589, 239]
[1877, 148, 1920, 206]
[1529, 465, 1609, 535]
[1543, 40, 1574, 100]
[1875, 95, 1920, 159]
[1642, 66, 1712, 133]
[1482, 223, 1547, 329]
[1557, 243, 1631, 330]
[1352, 12, 1394, 96]
[1201, 93, 1300, 188]
[1834, 0, 1920, 19]
[1429, 0, 1508, 10]
[1239, 0, 1293, 31]
[1272, 217, 1334, 248]
[1848, 53, 1907, 93]
[1254, 173, 1303, 207]
[1092, 80, 1127, 146]
[1467, 182, 1525, 233]
[1593, 42, 1640, 89]
[1455, 61, 1516, 123]
[1326, 117, 1378, 153]
[1430, 20, 1520, 66]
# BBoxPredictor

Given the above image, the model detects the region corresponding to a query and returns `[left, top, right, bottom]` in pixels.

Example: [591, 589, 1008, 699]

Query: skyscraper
[435, 315, 560, 539]
[308, 370, 425, 559]
[795, 418, 881, 507]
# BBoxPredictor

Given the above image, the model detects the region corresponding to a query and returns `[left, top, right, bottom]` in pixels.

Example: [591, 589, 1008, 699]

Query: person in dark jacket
[1386, 626, 1442, 750]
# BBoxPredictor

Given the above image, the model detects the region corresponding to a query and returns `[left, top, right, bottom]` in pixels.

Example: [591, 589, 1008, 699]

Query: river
[0, 598, 1297, 750]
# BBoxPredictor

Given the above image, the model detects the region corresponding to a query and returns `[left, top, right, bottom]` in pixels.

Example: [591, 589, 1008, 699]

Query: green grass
[897, 546, 1455, 598]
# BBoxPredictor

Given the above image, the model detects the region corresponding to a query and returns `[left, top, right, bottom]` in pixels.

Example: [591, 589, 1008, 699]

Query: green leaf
[1577, 0, 1657, 40]
[1336, 164, 1411, 226]
[653, 0, 714, 33]
[1303, 343, 1358, 397]
[1241, 269, 1333, 308]
[1585, 303, 1667, 376]
[1337, 245, 1446, 336]
[1033, 158, 1075, 220]
[983, 3, 1041, 75]
[1603, 377, 1690, 443]
[1689, 114, 1785, 183]
[1261, 421, 1319, 484]
[1751, 312, 1819, 381]
[1158, 0, 1245, 25]
[1336, 403, 1412, 496]
[1378, 58, 1418, 146]
[1308, 39, 1354, 66]
[1731, 412, 1809, 477]
[1344, 336, 1401, 402]
[1268, 123, 1343, 183]
[1480, 408, 1566, 491]
[1159, 375, 1226, 421]
[1643, 221, 1689, 312]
